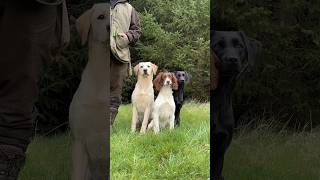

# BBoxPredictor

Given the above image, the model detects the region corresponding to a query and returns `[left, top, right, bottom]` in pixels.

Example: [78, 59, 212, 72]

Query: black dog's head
[175, 71, 192, 85]
[173, 71, 192, 104]
[211, 31, 261, 78]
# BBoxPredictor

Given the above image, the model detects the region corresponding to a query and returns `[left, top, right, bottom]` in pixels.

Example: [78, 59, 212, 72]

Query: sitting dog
[148, 72, 178, 133]
[211, 31, 261, 180]
[69, 3, 109, 180]
[173, 71, 192, 127]
[131, 62, 158, 133]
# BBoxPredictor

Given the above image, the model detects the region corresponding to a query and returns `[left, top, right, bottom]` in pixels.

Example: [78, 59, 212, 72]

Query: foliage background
[35, 0, 320, 133]
[212, 0, 320, 129]
[35, 0, 210, 134]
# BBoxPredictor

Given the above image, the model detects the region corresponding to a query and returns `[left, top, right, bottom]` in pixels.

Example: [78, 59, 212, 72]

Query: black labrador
[173, 71, 192, 127]
[211, 31, 261, 180]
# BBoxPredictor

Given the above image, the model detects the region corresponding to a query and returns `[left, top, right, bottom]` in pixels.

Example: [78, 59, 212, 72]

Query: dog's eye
[140, 66, 143, 68]
[215, 41, 225, 49]
[182, 74, 185, 76]
[97, 15, 105, 20]
[147, 65, 150, 68]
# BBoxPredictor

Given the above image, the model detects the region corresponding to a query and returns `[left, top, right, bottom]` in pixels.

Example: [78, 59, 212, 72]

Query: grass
[224, 125, 320, 180]
[19, 102, 320, 180]
[110, 103, 210, 180]
[19, 134, 71, 180]
[19, 102, 210, 180]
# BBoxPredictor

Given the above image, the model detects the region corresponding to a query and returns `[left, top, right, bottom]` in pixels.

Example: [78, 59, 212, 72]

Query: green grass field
[224, 127, 320, 180]
[19, 103, 320, 180]
[110, 103, 210, 180]
[19, 102, 210, 180]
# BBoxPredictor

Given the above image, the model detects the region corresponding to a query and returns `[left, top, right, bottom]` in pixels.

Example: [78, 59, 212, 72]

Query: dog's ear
[76, 8, 93, 45]
[151, 63, 158, 76]
[153, 72, 163, 91]
[133, 64, 140, 76]
[210, 30, 216, 50]
[211, 49, 220, 90]
[239, 31, 262, 67]
[185, 72, 192, 84]
[171, 73, 179, 90]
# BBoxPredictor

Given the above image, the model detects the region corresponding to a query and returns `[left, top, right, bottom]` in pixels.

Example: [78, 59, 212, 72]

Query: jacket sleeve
[125, 8, 142, 45]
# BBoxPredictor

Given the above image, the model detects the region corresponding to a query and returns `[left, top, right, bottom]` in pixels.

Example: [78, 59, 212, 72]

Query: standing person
[110, 0, 142, 126]
[0, 0, 69, 179]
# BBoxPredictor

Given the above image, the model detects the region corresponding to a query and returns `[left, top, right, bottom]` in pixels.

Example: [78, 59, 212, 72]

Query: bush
[213, 0, 320, 129]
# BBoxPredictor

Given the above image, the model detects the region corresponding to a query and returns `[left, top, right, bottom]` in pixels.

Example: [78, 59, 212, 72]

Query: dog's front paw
[153, 128, 160, 134]
[140, 129, 146, 134]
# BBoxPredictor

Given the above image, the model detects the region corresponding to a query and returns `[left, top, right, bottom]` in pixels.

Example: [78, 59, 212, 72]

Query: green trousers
[110, 53, 128, 125]
[0, 0, 58, 153]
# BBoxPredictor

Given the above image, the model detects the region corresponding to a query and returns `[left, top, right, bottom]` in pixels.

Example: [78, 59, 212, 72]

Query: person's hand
[117, 32, 127, 38]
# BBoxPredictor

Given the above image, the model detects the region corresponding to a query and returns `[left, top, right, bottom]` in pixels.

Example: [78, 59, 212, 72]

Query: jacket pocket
[115, 34, 129, 49]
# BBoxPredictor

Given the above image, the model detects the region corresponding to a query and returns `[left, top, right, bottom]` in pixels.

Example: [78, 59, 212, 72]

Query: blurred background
[212, 0, 320, 130]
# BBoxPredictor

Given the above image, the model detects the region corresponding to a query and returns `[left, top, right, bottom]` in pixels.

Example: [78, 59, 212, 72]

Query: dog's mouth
[143, 71, 150, 76]
[143, 69, 149, 76]
[220, 70, 240, 76]
[220, 64, 241, 75]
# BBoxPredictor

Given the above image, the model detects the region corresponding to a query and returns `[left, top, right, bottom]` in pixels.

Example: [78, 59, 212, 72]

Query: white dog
[131, 62, 158, 133]
[149, 72, 178, 133]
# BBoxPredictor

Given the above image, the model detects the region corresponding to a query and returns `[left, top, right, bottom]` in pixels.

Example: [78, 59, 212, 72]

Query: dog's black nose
[143, 69, 147, 74]
[226, 57, 239, 63]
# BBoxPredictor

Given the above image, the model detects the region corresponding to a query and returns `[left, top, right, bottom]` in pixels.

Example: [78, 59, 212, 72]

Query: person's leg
[0, 1, 58, 179]
[109, 54, 128, 126]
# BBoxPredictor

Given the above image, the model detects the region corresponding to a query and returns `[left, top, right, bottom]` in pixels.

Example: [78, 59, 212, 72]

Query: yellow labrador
[131, 62, 157, 133]
[69, 3, 109, 180]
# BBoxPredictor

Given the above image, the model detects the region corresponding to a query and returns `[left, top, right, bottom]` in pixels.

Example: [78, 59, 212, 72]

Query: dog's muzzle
[165, 80, 172, 86]
[143, 69, 149, 76]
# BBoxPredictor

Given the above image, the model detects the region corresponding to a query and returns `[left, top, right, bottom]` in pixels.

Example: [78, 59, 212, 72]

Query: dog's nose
[143, 69, 148, 74]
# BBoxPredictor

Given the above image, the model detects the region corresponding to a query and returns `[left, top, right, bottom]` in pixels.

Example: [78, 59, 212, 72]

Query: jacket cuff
[125, 32, 134, 44]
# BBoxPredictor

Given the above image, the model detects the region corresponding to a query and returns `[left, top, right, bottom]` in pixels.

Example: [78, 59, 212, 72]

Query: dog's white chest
[154, 88, 175, 110]
[132, 86, 154, 114]
[134, 95, 152, 112]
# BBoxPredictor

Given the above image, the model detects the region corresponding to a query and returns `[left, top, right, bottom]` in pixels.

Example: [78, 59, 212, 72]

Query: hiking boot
[0, 145, 25, 180]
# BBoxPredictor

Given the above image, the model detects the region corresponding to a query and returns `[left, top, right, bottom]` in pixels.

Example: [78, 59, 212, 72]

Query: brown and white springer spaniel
[148, 72, 179, 133]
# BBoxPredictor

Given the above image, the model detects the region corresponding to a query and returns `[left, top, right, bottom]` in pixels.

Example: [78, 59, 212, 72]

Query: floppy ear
[185, 72, 192, 84]
[211, 49, 219, 90]
[210, 30, 216, 49]
[76, 8, 93, 45]
[171, 73, 179, 90]
[239, 31, 262, 67]
[151, 63, 158, 76]
[153, 72, 163, 91]
[133, 64, 140, 76]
